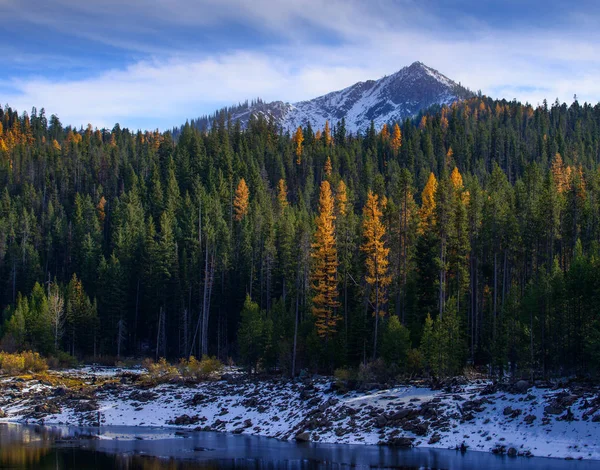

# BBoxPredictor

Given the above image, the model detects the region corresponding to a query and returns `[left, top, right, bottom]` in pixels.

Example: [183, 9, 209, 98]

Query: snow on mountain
[188, 62, 473, 134]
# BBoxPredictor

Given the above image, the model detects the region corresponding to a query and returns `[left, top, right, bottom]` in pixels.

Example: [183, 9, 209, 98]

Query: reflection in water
[2, 423, 600, 470]
[0, 424, 52, 466]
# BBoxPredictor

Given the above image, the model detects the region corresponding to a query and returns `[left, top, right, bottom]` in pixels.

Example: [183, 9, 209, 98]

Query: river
[0, 423, 596, 469]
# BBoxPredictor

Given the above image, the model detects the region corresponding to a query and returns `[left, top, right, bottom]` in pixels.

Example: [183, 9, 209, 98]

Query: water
[0, 423, 596, 469]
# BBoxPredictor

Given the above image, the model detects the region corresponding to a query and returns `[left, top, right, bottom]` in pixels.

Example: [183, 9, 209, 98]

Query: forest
[1, 96, 600, 379]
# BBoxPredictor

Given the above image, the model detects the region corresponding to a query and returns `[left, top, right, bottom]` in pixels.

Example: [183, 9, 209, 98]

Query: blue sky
[1, 0, 600, 130]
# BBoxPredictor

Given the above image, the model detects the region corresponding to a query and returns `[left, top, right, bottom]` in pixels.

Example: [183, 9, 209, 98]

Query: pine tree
[362, 191, 391, 359]
[311, 181, 340, 339]
[233, 178, 250, 221]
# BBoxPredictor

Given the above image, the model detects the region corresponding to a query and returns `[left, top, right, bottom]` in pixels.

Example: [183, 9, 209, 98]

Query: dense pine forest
[2, 96, 600, 379]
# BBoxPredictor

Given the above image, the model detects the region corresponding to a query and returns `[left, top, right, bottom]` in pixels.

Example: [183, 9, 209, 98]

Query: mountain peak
[187, 62, 473, 133]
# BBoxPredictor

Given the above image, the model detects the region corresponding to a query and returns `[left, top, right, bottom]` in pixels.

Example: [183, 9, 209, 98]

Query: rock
[384, 437, 415, 448]
[129, 391, 157, 403]
[75, 401, 97, 413]
[428, 433, 441, 445]
[0, 409, 6, 418]
[295, 432, 310, 442]
[375, 414, 388, 428]
[414, 422, 429, 436]
[503, 406, 514, 416]
[507, 447, 518, 457]
[170, 414, 200, 426]
[53, 387, 67, 397]
[544, 405, 563, 415]
[514, 380, 530, 393]
[388, 409, 413, 421]
[491, 445, 506, 455]
[523, 414, 536, 425]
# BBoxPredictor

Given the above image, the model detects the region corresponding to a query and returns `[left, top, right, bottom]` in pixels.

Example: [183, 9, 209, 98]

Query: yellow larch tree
[97, 196, 107, 223]
[324, 156, 333, 177]
[233, 178, 250, 221]
[335, 180, 348, 217]
[361, 190, 391, 359]
[324, 120, 332, 146]
[551, 153, 569, 194]
[391, 123, 402, 154]
[293, 126, 304, 164]
[418, 172, 438, 234]
[277, 178, 288, 211]
[311, 180, 340, 339]
[380, 124, 390, 141]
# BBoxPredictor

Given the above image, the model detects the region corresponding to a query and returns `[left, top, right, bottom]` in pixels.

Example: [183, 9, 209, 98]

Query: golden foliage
[0, 351, 48, 375]
[277, 178, 288, 210]
[391, 123, 402, 153]
[293, 126, 304, 164]
[361, 191, 391, 316]
[380, 123, 390, 141]
[419, 116, 427, 130]
[336, 180, 348, 217]
[52, 139, 61, 151]
[233, 178, 250, 221]
[450, 166, 463, 189]
[551, 153, 570, 193]
[311, 180, 340, 338]
[324, 156, 333, 177]
[419, 172, 437, 234]
[96, 196, 107, 223]
[324, 120, 332, 146]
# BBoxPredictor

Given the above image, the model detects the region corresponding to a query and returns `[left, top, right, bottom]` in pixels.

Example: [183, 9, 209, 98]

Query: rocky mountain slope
[187, 62, 473, 134]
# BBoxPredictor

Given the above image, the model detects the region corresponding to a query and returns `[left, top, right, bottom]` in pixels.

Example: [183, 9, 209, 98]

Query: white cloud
[4, 0, 600, 129]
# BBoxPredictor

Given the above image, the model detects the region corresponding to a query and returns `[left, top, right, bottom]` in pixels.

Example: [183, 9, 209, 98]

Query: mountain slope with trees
[2, 96, 600, 379]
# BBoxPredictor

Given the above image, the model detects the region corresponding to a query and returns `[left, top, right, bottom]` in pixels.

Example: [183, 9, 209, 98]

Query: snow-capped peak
[187, 62, 472, 133]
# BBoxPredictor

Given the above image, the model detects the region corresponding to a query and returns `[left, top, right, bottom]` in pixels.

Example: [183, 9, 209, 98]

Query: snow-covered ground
[1, 368, 600, 461]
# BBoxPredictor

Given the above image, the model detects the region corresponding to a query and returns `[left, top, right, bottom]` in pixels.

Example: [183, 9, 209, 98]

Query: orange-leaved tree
[391, 123, 402, 154]
[277, 178, 288, 211]
[361, 190, 391, 360]
[419, 172, 437, 234]
[311, 180, 340, 340]
[293, 126, 304, 164]
[233, 178, 250, 221]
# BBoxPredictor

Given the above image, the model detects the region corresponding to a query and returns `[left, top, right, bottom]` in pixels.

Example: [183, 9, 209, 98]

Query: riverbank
[1, 367, 599, 461]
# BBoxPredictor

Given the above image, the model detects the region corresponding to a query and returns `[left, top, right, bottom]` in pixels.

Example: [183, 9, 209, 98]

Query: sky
[1, 0, 600, 130]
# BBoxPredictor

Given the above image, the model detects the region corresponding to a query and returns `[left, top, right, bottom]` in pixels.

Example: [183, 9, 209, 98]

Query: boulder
[384, 437, 415, 448]
[295, 431, 310, 442]
[514, 380, 530, 393]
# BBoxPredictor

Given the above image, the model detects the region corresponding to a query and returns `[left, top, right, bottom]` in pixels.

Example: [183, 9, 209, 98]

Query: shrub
[178, 356, 223, 380]
[357, 358, 391, 384]
[22, 351, 48, 372]
[143, 358, 179, 385]
[47, 351, 78, 370]
[406, 348, 423, 376]
[0, 351, 48, 375]
[0, 353, 25, 375]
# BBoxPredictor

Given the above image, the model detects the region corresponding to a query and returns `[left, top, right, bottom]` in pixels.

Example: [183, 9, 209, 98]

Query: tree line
[2, 96, 600, 377]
